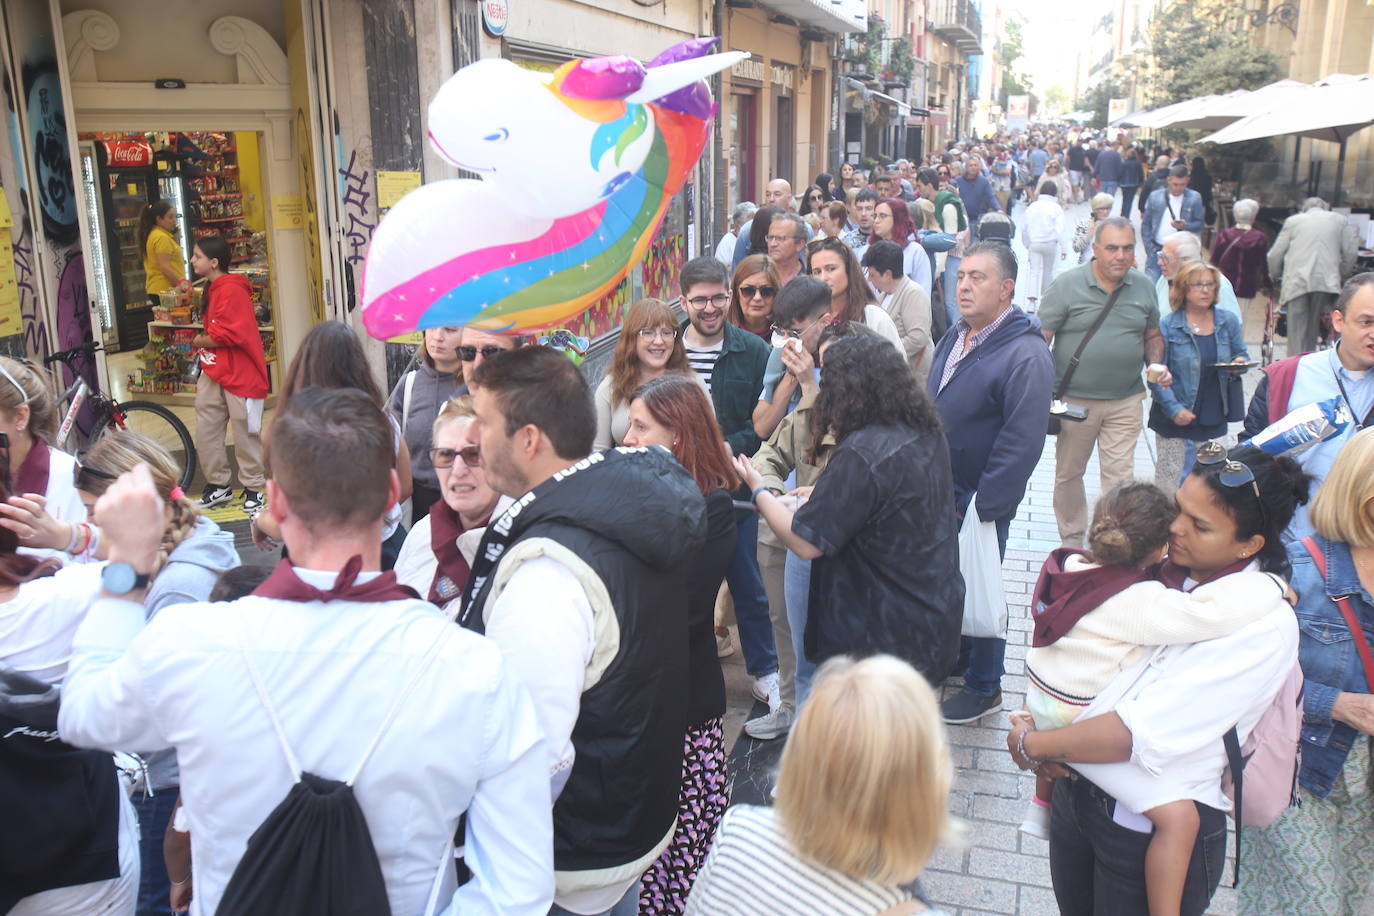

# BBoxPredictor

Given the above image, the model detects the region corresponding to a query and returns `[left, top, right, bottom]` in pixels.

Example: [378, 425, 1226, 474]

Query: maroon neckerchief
[426, 500, 472, 605]
[252, 555, 419, 602]
[1152, 556, 1253, 592]
[1031, 548, 1151, 647]
[13, 440, 49, 497]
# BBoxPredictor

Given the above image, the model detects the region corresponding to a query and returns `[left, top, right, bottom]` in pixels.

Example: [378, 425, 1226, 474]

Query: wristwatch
[102, 562, 152, 595]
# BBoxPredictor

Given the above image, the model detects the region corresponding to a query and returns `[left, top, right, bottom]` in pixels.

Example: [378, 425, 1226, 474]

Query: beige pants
[1053, 391, 1145, 547]
[757, 538, 796, 712]
[195, 372, 266, 489]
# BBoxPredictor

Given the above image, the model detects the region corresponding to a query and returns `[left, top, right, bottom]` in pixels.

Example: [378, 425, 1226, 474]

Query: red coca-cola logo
[103, 141, 153, 167]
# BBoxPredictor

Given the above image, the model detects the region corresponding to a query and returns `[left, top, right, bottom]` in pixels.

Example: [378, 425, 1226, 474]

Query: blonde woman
[0, 430, 239, 912]
[1073, 192, 1115, 264]
[1039, 158, 1070, 209]
[685, 655, 956, 914]
[0, 356, 85, 564]
[394, 397, 501, 617]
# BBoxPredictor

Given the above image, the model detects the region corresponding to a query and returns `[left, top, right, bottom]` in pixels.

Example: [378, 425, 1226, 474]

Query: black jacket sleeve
[1240, 374, 1270, 441]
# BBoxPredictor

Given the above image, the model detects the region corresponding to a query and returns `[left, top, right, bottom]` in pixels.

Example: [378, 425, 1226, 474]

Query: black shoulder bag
[1047, 284, 1127, 436]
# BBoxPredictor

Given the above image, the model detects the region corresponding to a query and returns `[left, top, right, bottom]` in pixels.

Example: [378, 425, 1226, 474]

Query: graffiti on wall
[338, 149, 374, 270]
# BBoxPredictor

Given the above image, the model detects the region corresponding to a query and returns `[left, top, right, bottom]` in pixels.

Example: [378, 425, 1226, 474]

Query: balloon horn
[625, 50, 748, 103]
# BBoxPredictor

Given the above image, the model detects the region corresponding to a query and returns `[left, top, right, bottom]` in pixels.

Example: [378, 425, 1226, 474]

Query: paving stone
[968, 847, 1054, 889]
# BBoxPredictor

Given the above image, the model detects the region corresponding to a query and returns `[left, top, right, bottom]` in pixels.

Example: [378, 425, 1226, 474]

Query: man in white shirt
[58, 388, 554, 915]
[1142, 166, 1204, 283]
[461, 346, 707, 916]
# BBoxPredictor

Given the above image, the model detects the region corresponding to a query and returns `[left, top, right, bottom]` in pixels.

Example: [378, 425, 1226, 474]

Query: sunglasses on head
[458, 345, 505, 362]
[430, 445, 482, 469]
[1194, 440, 1267, 534]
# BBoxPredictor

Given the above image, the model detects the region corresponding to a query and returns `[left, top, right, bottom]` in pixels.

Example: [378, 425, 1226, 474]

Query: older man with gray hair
[1154, 231, 1242, 324]
[1268, 196, 1359, 354]
[715, 201, 757, 266]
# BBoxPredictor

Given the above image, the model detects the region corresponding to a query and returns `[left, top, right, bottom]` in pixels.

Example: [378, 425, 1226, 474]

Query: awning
[1200, 75, 1373, 145]
[869, 90, 910, 117]
[759, 0, 866, 34]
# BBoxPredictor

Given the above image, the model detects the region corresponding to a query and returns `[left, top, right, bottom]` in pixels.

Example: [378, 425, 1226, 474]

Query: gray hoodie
[387, 362, 462, 490]
[141, 516, 241, 791]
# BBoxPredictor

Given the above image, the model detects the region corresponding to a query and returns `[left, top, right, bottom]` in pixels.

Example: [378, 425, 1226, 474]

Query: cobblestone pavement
[719, 193, 1286, 914]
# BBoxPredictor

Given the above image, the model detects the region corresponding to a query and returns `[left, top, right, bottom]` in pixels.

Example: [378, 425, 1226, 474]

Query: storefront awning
[761, 0, 866, 34]
[869, 90, 910, 118]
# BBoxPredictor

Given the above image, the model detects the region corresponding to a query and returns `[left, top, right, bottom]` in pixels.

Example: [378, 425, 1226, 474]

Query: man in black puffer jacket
[458, 346, 706, 914]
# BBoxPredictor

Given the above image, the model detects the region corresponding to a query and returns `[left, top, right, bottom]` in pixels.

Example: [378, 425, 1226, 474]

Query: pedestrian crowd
[0, 119, 1372, 916]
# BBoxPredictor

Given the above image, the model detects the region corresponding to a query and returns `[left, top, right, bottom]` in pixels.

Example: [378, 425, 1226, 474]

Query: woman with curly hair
[594, 298, 708, 450]
[735, 332, 964, 685]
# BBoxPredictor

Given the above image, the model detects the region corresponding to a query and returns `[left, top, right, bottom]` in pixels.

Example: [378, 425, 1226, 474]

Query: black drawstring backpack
[215, 631, 453, 916]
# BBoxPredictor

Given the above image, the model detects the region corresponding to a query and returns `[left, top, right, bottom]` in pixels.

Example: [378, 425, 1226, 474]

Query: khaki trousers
[194, 373, 265, 489]
[1053, 391, 1145, 547]
[757, 538, 796, 712]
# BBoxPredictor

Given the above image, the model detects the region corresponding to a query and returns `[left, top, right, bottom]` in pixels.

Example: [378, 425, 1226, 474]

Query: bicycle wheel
[92, 401, 198, 491]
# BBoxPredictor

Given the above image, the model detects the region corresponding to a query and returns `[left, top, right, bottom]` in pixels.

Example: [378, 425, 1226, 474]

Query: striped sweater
[685, 805, 948, 915]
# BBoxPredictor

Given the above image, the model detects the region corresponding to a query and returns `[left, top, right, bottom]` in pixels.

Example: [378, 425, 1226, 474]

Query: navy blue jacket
[927, 307, 1055, 522]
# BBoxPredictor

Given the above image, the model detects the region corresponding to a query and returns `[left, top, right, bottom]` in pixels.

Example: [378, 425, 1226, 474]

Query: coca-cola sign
[103, 141, 153, 168]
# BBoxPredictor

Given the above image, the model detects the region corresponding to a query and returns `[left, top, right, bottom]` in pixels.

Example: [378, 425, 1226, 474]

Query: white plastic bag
[958, 497, 1008, 639]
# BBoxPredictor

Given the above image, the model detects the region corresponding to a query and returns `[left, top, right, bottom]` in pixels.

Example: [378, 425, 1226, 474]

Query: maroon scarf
[1031, 548, 1151, 647]
[13, 440, 49, 497]
[427, 500, 472, 605]
[252, 555, 418, 602]
[1153, 556, 1254, 591]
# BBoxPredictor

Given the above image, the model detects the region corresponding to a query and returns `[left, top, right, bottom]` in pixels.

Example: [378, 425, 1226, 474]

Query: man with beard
[459, 346, 707, 915]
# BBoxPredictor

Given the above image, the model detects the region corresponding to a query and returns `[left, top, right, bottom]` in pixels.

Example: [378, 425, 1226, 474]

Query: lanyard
[1334, 367, 1374, 430]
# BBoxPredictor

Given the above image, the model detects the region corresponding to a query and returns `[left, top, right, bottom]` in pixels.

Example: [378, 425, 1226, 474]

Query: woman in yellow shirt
[139, 201, 185, 302]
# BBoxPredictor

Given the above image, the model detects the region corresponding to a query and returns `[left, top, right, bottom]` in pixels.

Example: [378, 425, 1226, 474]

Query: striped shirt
[937, 305, 1016, 393]
[685, 340, 725, 392]
[684, 805, 947, 915]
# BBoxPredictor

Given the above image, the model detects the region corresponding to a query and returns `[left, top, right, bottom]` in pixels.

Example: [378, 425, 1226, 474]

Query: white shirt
[861, 303, 905, 357]
[713, 232, 737, 266]
[58, 568, 554, 916]
[1072, 589, 1297, 813]
[0, 561, 104, 681]
[20, 446, 89, 566]
[1155, 193, 1186, 247]
[1024, 197, 1068, 255]
[393, 514, 491, 619]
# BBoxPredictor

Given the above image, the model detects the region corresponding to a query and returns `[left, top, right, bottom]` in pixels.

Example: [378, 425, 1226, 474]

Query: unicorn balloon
[360, 38, 745, 339]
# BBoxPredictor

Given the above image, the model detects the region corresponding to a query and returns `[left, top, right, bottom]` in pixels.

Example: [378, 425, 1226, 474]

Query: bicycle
[45, 340, 199, 491]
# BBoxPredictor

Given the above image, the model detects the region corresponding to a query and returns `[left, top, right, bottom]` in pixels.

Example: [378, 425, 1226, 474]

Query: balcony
[930, 0, 982, 55]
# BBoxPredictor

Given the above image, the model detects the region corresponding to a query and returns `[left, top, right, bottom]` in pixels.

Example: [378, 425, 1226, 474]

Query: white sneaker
[716, 631, 735, 658]
[1020, 800, 1051, 840]
[745, 705, 795, 740]
[752, 672, 781, 712]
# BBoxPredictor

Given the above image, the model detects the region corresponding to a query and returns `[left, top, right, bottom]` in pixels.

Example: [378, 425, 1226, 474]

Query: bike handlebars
[43, 340, 101, 366]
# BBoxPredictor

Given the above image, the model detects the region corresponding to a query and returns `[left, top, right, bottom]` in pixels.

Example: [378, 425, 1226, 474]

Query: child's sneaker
[1020, 796, 1051, 840]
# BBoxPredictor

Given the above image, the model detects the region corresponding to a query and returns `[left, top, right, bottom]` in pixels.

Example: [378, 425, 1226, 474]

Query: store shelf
[198, 216, 243, 223]
[148, 321, 275, 331]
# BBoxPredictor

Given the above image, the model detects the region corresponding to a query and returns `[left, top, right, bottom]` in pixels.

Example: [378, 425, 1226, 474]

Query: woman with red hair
[623, 374, 738, 913]
[870, 197, 934, 297]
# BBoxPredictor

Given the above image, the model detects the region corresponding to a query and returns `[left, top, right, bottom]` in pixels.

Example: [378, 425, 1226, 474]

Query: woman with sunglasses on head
[620, 374, 738, 913]
[594, 299, 710, 451]
[0, 430, 239, 915]
[1007, 444, 1310, 916]
[1241, 428, 1374, 915]
[805, 237, 902, 353]
[389, 325, 464, 522]
[0, 356, 86, 565]
[258, 321, 414, 567]
[1149, 261, 1250, 497]
[727, 254, 781, 344]
[394, 396, 502, 619]
[870, 197, 934, 299]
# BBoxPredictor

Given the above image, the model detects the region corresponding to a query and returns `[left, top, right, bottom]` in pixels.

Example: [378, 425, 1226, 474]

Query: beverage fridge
[79, 139, 191, 351]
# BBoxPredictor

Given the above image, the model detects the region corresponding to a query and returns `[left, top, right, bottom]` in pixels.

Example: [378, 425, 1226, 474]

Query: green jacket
[681, 320, 771, 456]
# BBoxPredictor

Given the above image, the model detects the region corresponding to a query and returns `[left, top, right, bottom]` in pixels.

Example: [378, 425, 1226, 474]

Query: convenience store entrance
[76, 130, 279, 408]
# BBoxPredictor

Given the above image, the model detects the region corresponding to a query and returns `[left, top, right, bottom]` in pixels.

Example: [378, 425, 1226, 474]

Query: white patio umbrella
[1164, 80, 1308, 132]
[1199, 75, 1374, 204]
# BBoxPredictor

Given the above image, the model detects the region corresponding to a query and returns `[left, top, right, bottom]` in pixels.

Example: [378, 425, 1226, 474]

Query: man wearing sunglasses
[1243, 273, 1374, 536]
[456, 326, 519, 387]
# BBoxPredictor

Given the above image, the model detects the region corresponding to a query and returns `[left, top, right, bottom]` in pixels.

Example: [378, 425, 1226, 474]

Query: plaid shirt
[938, 306, 1016, 393]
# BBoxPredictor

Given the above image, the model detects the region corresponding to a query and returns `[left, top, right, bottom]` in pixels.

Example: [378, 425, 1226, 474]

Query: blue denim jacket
[1148, 308, 1248, 422]
[1287, 535, 1374, 797]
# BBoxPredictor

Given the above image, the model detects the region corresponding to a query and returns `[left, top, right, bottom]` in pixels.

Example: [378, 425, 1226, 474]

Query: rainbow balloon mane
[361, 38, 744, 339]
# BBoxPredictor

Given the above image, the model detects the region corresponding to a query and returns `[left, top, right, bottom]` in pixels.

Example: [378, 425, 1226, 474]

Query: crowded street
[2, 1, 1374, 915]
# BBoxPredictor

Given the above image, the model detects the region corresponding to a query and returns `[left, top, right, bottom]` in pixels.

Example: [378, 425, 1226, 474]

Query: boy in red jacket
[191, 235, 269, 510]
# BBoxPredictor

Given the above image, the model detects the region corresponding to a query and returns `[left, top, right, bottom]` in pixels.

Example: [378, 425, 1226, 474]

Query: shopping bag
[958, 497, 1008, 639]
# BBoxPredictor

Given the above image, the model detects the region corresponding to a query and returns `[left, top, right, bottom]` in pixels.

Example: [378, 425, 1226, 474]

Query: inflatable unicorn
[360, 38, 745, 339]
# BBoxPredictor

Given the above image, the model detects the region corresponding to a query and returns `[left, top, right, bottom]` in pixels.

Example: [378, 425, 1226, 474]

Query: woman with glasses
[805, 237, 902, 353]
[1073, 192, 1116, 265]
[394, 396, 501, 618]
[813, 172, 837, 203]
[620, 374, 738, 913]
[1008, 444, 1309, 916]
[1242, 428, 1374, 915]
[1149, 261, 1250, 496]
[594, 298, 709, 451]
[870, 197, 934, 298]
[798, 184, 827, 217]
[388, 325, 464, 522]
[726, 254, 780, 343]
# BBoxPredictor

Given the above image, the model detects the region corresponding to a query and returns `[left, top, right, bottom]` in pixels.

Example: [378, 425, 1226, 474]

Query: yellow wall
[234, 132, 267, 233]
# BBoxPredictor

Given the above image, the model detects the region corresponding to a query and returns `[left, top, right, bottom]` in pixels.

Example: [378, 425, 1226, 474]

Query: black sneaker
[198, 485, 233, 509]
[241, 489, 263, 512]
[941, 689, 1004, 725]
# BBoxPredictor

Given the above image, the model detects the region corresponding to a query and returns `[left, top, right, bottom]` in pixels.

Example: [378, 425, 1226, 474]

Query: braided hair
[76, 431, 200, 570]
